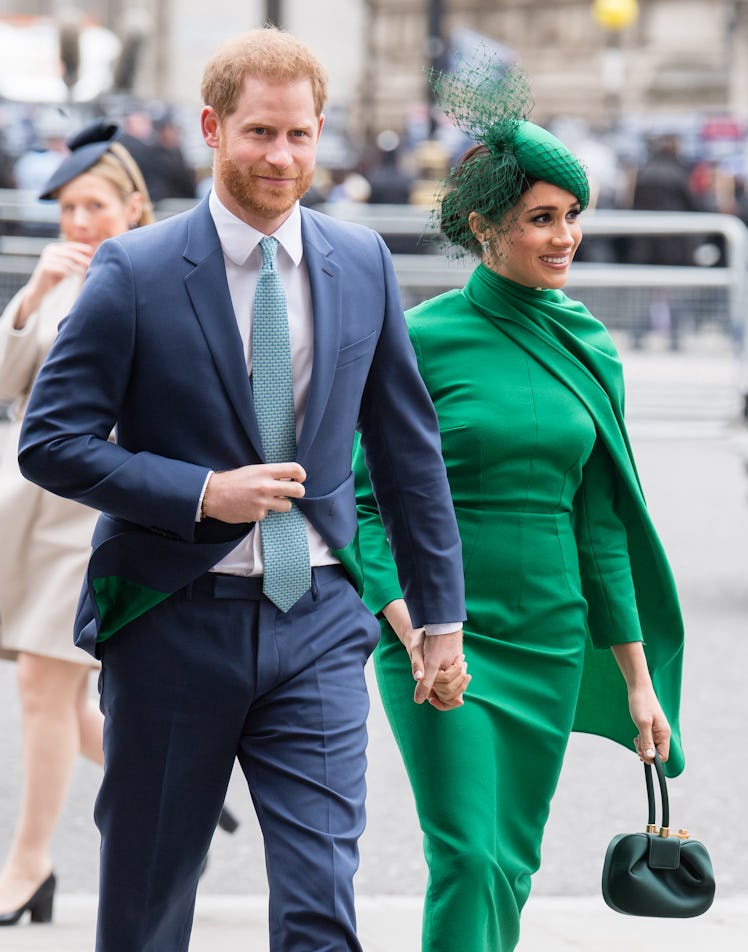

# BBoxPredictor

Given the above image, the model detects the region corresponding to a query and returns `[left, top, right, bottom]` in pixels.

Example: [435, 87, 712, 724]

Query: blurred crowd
[2, 97, 748, 247]
[0, 100, 197, 206]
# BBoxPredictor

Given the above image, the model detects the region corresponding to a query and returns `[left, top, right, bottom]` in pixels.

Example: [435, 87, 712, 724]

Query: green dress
[348, 264, 684, 952]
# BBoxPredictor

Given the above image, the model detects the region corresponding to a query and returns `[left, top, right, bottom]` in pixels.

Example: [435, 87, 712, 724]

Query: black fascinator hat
[39, 121, 121, 200]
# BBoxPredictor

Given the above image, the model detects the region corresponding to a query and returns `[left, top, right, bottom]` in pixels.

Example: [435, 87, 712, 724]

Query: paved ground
[2, 894, 748, 951]
[1, 336, 747, 948]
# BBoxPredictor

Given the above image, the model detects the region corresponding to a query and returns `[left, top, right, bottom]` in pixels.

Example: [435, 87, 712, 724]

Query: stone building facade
[3, 1, 748, 144]
[361, 0, 748, 136]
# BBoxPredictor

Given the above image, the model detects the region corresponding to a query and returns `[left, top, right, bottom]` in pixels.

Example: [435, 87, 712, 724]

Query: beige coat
[0, 275, 99, 665]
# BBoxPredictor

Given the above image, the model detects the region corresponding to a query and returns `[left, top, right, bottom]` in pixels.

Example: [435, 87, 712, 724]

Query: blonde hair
[87, 142, 155, 226]
[201, 27, 328, 121]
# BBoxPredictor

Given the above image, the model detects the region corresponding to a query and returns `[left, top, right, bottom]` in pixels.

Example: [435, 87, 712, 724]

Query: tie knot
[259, 236, 279, 271]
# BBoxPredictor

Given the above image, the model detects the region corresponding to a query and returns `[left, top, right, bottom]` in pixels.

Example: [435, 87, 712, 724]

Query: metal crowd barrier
[2, 191, 747, 346]
[319, 204, 748, 345]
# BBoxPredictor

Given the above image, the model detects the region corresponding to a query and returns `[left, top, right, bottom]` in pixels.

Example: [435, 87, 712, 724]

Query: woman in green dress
[350, 76, 684, 952]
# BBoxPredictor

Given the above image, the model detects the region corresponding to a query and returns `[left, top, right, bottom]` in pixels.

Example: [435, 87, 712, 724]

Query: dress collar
[464, 263, 560, 314]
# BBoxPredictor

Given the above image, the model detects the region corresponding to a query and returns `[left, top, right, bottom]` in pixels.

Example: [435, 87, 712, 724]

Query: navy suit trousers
[94, 565, 379, 952]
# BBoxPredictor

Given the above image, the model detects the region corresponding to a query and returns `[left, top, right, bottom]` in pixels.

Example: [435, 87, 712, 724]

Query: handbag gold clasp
[645, 825, 690, 839]
[656, 827, 690, 840]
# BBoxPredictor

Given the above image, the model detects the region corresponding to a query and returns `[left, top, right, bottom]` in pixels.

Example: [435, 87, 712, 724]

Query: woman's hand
[381, 599, 470, 710]
[14, 241, 94, 329]
[629, 683, 671, 764]
[381, 598, 427, 674]
[611, 642, 671, 763]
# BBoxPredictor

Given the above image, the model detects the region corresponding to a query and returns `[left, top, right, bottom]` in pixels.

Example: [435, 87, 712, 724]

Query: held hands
[417, 634, 470, 711]
[382, 599, 470, 710]
[202, 462, 306, 524]
[15, 242, 95, 328]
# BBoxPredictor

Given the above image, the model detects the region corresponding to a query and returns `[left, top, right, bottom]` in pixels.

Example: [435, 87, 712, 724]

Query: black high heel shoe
[198, 804, 240, 881]
[0, 872, 56, 926]
[217, 805, 239, 834]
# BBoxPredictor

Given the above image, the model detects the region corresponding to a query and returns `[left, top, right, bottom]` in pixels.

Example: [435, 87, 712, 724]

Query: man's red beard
[217, 151, 314, 221]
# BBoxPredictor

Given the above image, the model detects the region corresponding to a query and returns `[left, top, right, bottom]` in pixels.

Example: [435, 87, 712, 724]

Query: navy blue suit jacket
[19, 198, 465, 656]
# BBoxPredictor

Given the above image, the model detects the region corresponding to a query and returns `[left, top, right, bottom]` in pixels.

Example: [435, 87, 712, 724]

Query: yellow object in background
[593, 0, 639, 31]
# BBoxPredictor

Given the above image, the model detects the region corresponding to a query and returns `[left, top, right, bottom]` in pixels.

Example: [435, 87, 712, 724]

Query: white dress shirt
[207, 190, 339, 576]
[204, 192, 460, 636]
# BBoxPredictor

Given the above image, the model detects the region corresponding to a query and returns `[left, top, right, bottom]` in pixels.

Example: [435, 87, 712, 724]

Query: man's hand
[202, 462, 306, 524]
[414, 629, 466, 706]
[428, 654, 471, 711]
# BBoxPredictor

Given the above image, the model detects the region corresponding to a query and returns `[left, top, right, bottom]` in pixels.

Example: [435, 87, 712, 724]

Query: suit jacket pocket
[298, 471, 356, 550]
[336, 331, 376, 368]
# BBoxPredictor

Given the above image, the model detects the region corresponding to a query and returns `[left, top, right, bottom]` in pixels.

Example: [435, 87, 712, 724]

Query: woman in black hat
[0, 122, 153, 925]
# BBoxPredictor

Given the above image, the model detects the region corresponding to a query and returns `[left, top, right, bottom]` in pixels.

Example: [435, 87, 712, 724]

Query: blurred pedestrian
[0, 121, 154, 927]
[326, 167, 372, 203]
[626, 133, 703, 349]
[139, 105, 197, 203]
[366, 130, 414, 205]
[350, 65, 684, 952]
[117, 103, 198, 205]
[364, 130, 419, 254]
[12, 110, 71, 194]
[0, 124, 15, 189]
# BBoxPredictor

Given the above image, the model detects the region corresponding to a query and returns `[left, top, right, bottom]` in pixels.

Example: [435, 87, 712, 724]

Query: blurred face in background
[57, 173, 143, 249]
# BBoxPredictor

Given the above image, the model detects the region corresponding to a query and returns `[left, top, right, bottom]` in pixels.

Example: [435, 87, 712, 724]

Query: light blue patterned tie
[252, 236, 310, 611]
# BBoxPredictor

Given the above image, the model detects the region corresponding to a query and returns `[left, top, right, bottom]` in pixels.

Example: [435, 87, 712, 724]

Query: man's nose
[264, 137, 292, 168]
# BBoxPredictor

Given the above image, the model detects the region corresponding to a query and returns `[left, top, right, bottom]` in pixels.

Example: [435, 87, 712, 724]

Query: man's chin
[233, 181, 304, 219]
[247, 195, 299, 221]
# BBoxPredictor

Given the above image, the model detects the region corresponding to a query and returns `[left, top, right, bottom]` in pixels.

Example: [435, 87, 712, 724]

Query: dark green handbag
[602, 754, 715, 917]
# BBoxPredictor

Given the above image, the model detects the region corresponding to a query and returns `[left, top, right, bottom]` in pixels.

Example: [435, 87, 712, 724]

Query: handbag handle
[644, 753, 689, 840]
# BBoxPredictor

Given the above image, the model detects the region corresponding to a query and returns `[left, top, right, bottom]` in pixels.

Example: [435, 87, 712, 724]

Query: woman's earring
[481, 239, 490, 254]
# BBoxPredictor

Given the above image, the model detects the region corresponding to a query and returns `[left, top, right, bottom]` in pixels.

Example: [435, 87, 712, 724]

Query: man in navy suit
[19, 27, 466, 952]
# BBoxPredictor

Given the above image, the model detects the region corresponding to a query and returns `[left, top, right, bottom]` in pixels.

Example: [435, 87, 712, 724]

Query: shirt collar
[209, 189, 303, 267]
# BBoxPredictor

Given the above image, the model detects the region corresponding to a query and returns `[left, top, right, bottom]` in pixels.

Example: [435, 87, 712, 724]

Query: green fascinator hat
[435, 58, 589, 252]
[512, 121, 590, 209]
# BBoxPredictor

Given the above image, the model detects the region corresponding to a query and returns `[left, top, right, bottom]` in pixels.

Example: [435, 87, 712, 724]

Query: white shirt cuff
[423, 622, 462, 636]
[196, 471, 213, 522]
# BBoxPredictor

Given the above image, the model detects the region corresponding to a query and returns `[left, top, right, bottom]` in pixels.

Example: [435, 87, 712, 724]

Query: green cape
[343, 264, 685, 777]
[463, 265, 684, 776]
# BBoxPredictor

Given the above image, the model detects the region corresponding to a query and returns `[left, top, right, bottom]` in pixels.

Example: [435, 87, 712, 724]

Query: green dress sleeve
[351, 433, 404, 616]
[573, 437, 643, 649]
[350, 320, 435, 618]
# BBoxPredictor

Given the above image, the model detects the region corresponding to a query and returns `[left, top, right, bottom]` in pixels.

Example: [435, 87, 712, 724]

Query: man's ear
[201, 107, 221, 149]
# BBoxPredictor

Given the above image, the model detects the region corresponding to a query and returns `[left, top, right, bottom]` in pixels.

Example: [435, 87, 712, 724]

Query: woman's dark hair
[440, 143, 536, 255]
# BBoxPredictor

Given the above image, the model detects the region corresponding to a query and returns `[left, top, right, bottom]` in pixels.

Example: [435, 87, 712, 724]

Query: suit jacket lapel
[297, 210, 342, 463]
[183, 200, 264, 456]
